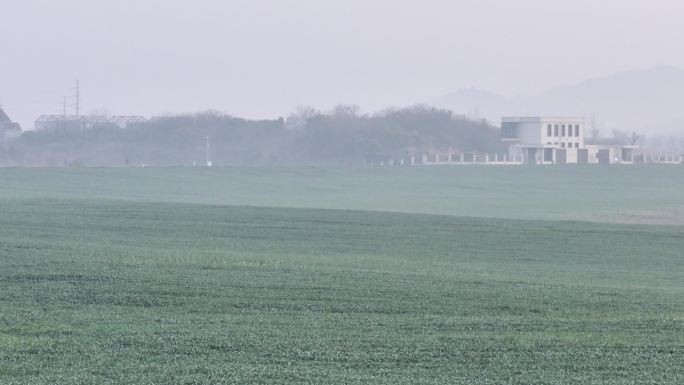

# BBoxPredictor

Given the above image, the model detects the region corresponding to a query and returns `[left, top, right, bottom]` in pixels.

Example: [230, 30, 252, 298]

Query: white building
[501, 117, 585, 164]
[501, 116, 637, 164]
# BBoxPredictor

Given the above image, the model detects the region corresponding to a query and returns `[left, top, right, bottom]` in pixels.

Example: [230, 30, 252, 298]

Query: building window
[554, 125, 559, 136]
[575, 142, 579, 148]
[575, 125, 580, 137]
[501, 122, 518, 138]
[561, 143, 565, 148]
[561, 125, 566, 137]
[547, 124, 552, 137]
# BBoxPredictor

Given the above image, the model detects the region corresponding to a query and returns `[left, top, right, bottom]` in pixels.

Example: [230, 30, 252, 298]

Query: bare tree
[332, 104, 361, 118]
[588, 113, 601, 143]
[611, 129, 629, 145]
[285, 105, 319, 130]
[590, 127, 601, 143]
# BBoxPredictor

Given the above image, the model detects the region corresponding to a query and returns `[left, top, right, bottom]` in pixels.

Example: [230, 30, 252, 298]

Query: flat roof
[502, 116, 585, 123]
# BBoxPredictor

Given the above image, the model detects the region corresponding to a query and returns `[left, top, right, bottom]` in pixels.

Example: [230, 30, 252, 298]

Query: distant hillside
[432, 65, 684, 134]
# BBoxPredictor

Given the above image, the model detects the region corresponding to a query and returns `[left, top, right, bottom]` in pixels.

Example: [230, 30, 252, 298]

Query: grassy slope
[0, 167, 683, 384]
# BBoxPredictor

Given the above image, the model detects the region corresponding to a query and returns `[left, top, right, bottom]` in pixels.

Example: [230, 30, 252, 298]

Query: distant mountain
[431, 65, 684, 134]
[433, 89, 511, 117]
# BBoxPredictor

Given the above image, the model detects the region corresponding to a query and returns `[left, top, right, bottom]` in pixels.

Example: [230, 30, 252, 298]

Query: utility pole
[205, 136, 212, 167]
[63, 96, 67, 116]
[74, 80, 80, 116]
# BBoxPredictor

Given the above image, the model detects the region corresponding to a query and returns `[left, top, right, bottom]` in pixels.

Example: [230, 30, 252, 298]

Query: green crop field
[1, 166, 683, 384]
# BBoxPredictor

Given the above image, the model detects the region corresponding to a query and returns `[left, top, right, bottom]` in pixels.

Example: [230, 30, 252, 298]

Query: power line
[57, 81, 80, 116]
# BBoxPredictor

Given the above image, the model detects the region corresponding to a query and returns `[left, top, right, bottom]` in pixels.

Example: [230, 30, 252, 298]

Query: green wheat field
[1, 166, 683, 384]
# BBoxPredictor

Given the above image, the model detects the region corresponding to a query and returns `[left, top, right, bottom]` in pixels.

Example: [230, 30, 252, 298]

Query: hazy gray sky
[2, 0, 684, 128]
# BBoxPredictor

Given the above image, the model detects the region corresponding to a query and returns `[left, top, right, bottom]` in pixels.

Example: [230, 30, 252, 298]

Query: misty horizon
[3, 64, 684, 133]
[3, 0, 684, 132]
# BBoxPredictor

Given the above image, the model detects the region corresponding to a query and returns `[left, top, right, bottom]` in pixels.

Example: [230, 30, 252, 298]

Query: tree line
[1, 106, 504, 167]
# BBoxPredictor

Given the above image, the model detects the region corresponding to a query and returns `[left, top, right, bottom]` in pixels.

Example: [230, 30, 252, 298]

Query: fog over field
[1, 2, 684, 384]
